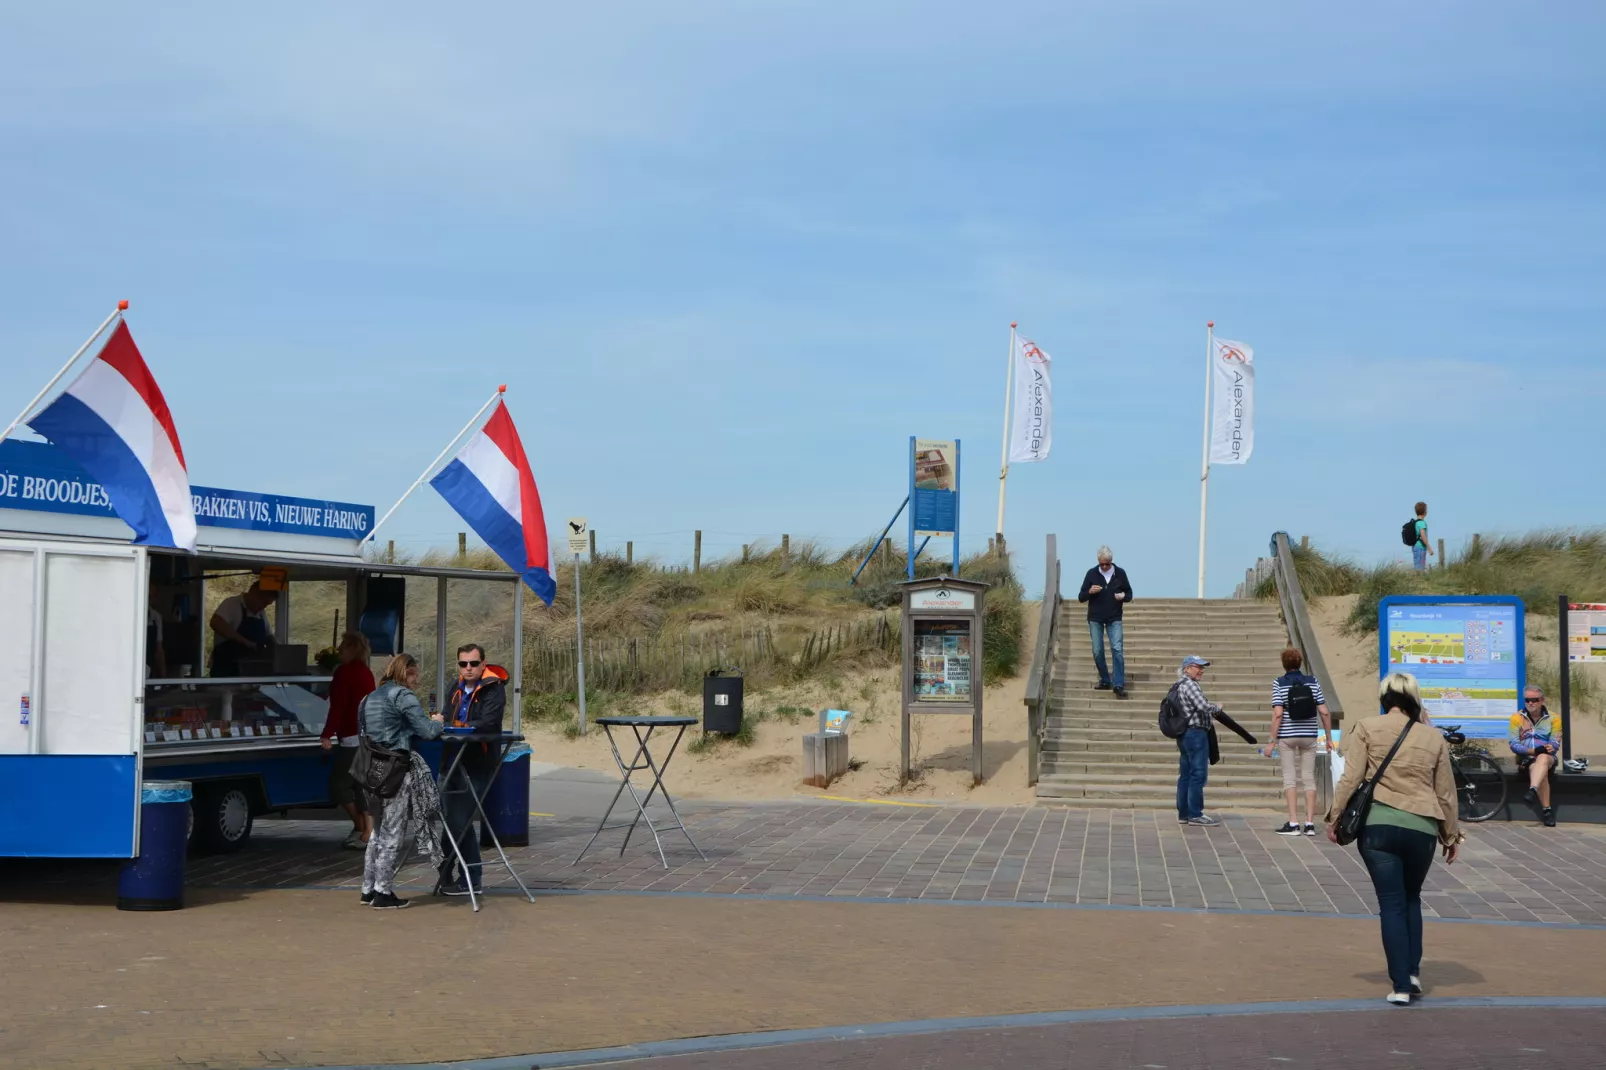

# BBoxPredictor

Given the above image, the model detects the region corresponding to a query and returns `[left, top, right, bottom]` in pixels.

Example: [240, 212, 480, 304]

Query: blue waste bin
[481, 742, 532, 848]
[118, 781, 192, 911]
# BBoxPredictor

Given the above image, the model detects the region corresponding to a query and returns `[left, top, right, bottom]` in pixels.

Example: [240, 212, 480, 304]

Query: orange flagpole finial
[497, 384, 507, 393]
[117, 300, 130, 311]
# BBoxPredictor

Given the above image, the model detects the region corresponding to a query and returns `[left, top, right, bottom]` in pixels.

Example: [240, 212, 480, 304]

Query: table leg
[433, 742, 479, 912]
[573, 724, 635, 865]
[624, 724, 705, 861]
[461, 738, 536, 904]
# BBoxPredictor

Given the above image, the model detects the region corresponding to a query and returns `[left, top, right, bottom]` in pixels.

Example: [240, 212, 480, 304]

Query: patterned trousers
[361, 752, 444, 895]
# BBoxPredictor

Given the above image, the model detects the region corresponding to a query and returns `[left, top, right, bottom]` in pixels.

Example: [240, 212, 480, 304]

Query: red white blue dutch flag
[430, 399, 555, 604]
[28, 321, 198, 551]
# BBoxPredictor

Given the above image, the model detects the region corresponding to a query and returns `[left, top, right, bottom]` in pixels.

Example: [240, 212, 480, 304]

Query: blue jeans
[1176, 727, 1209, 820]
[1088, 620, 1125, 688]
[1412, 544, 1428, 570]
[1359, 823, 1437, 992]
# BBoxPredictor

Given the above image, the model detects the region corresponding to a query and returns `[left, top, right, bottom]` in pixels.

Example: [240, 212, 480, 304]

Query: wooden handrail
[1269, 531, 1344, 724]
[1023, 534, 1061, 785]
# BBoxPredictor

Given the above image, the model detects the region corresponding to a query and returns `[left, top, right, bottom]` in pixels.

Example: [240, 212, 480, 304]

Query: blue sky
[2, 3, 1603, 596]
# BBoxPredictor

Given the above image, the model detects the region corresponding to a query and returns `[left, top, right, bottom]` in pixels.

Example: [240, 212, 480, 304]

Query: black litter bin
[703, 669, 744, 735]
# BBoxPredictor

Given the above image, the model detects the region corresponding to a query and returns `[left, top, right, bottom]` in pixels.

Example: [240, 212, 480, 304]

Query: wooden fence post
[386, 539, 395, 563]
[1472, 533, 1482, 561]
[881, 539, 891, 565]
[626, 541, 633, 565]
[457, 532, 466, 561]
[694, 530, 702, 574]
[588, 529, 597, 563]
[1438, 537, 1445, 568]
[741, 544, 750, 564]
[782, 534, 790, 570]
[1300, 534, 1310, 551]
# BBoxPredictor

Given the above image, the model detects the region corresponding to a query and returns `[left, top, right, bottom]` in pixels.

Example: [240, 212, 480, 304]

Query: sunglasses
[1525, 697, 1543, 704]
[458, 659, 482, 668]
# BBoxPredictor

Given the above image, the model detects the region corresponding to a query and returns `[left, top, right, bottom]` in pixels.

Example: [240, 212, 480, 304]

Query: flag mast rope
[367, 384, 506, 544]
[1196, 320, 1214, 599]
[0, 300, 129, 444]
[994, 321, 1017, 550]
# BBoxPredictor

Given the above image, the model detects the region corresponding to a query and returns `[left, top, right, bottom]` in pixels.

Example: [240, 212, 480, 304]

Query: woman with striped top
[1268, 646, 1334, 835]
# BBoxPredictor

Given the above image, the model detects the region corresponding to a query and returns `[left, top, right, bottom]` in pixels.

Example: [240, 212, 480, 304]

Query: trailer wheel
[192, 785, 254, 853]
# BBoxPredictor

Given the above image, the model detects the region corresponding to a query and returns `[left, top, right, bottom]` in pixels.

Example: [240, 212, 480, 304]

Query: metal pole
[1, 303, 126, 444]
[850, 495, 908, 586]
[435, 577, 448, 712]
[1197, 321, 1214, 599]
[368, 386, 505, 543]
[512, 580, 524, 737]
[574, 553, 588, 735]
[1559, 594, 1572, 763]
[995, 322, 1017, 545]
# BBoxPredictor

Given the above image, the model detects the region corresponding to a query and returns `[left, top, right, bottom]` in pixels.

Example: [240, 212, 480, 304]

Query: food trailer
[0, 439, 525, 858]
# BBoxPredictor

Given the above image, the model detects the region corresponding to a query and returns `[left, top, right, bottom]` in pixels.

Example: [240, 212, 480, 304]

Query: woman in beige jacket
[1326, 671, 1465, 1005]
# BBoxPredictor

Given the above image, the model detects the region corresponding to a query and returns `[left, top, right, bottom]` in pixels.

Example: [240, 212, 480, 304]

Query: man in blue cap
[1176, 655, 1221, 826]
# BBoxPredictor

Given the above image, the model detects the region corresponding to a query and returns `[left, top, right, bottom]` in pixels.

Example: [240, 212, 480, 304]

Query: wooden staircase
[1036, 598, 1289, 809]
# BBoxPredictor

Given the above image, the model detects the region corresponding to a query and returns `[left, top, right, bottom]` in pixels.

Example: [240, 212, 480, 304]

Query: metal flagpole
[995, 321, 1018, 548]
[1, 301, 128, 444]
[368, 385, 505, 543]
[1197, 321, 1214, 599]
[574, 552, 588, 734]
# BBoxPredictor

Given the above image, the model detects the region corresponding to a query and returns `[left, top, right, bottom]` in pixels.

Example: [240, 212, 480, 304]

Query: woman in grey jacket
[359, 653, 447, 909]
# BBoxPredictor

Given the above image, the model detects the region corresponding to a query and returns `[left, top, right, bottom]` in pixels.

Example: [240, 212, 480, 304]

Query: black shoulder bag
[1335, 720, 1413, 846]
[350, 690, 413, 800]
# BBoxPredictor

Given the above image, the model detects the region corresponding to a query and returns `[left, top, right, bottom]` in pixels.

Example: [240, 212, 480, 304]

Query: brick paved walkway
[183, 802, 1606, 925]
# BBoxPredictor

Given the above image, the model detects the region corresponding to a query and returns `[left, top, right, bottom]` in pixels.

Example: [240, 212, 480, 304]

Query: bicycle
[1439, 724, 1508, 822]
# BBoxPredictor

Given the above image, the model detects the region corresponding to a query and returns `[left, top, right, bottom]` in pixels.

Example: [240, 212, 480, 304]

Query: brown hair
[379, 653, 418, 685]
[338, 630, 371, 661]
[1414, 501, 1427, 516]
[1280, 646, 1303, 672]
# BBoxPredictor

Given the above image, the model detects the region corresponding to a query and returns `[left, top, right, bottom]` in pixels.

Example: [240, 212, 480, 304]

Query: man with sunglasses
[1509, 685, 1561, 827]
[439, 642, 509, 894]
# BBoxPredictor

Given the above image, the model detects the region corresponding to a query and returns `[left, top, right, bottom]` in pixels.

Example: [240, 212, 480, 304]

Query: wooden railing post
[457, 532, 467, 562]
[694, 530, 702, 574]
[626, 541, 633, 565]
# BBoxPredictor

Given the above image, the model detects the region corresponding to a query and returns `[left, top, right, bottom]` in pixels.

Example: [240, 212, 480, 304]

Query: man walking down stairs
[1076, 546, 1134, 700]
[1039, 599, 1288, 809]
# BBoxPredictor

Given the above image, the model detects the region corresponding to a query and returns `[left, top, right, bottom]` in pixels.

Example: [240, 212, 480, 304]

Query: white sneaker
[1187, 815, 1221, 827]
[1386, 991, 1412, 1006]
[1409, 975, 1422, 995]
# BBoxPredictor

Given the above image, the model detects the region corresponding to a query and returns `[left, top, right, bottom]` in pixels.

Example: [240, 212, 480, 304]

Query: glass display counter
[143, 677, 332, 748]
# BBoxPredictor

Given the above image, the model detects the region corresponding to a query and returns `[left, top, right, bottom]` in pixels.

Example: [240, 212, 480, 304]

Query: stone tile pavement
[178, 801, 1606, 926]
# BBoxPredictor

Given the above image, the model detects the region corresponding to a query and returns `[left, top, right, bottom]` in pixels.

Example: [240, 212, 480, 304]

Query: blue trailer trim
[147, 750, 333, 812]
[0, 754, 137, 857]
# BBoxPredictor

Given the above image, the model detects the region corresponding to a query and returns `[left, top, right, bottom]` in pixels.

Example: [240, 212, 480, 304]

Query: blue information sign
[0, 439, 374, 540]
[1378, 595, 1524, 740]
[908, 437, 960, 578]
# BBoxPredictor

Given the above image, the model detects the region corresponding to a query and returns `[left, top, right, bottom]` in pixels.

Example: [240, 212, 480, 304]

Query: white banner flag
[1209, 337, 1254, 464]
[1008, 336, 1052, 463]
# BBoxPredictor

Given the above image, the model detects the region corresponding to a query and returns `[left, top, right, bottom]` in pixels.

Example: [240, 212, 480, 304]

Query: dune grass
[293, 537, 1023, 709]
[1253, 531, 1606, 635]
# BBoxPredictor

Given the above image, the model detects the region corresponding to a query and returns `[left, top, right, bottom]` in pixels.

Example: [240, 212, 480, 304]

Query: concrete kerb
[279, 997, 1606, 1070]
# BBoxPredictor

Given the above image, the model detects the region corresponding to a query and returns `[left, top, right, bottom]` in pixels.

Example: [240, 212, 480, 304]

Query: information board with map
[1380, 597, 1524, 739]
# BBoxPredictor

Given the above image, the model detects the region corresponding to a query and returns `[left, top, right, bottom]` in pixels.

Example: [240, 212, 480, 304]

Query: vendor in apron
[209, 581, 279, 677]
